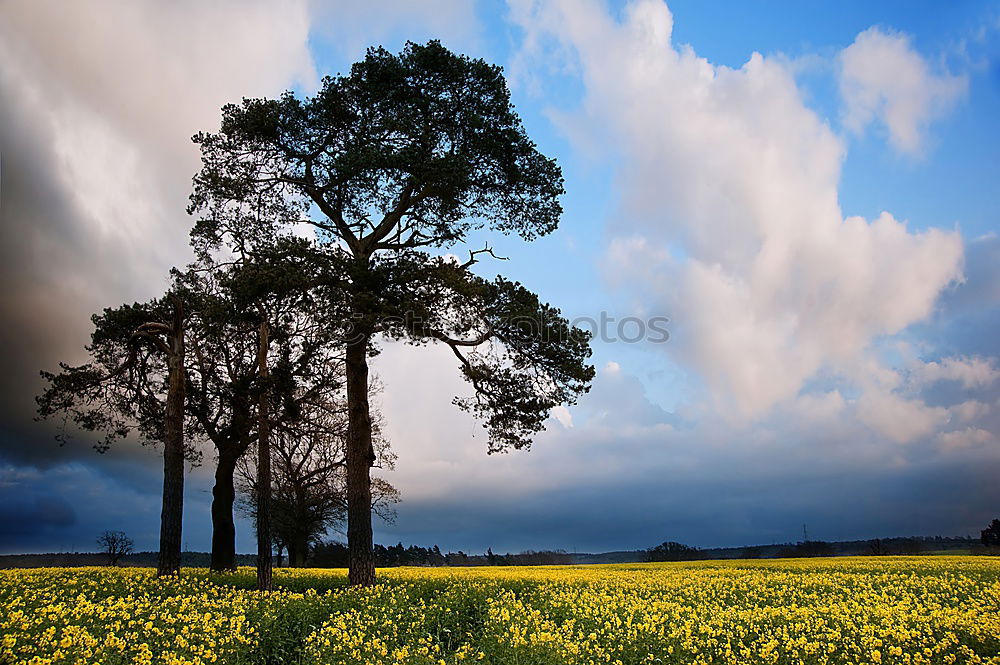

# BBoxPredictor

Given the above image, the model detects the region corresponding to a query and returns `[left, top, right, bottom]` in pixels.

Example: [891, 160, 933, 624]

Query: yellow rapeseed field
[1, 557, 998, 665]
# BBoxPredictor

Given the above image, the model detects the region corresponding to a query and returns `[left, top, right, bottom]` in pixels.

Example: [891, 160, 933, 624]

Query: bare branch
[460, 244, 508, 270]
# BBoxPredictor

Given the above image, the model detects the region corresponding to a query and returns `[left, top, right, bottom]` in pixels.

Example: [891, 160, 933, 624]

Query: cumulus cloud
[510, 0, 965, 421]
[937, 427, 996, 452]
[550, 405, 574, 428]
[913, 356, 1000, 390]
[856, 390, 949, 444]
[951, 400, 992, 423]
[839, 27, 967, 155]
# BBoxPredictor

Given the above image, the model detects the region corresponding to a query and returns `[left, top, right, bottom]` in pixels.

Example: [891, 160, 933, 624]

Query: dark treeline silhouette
[639, 535, 982, 562]
[865, 537, 931, 556]
[310, 542, 573, 567]
[982, 519, 1000, 547]
[775, 540, 837, 558]
[3, 529, 995, 570]
[645, 541, 707, 562]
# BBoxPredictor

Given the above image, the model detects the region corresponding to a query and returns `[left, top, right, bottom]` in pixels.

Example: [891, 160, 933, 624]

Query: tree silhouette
[96, 531, 134, 566]
[38, 293, 190, 576]
[237, 391, 399, 567]
[177, 245, 350, 574]
[646, 541, 703, 562]
[219, 243, 330, 590]
[189, 40, 594, 586]
[982, 519, 1000, 547]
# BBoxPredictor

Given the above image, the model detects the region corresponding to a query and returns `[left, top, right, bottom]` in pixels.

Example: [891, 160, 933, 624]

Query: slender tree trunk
[256, 318, 272, 591]
[210, 450, 239, 572]
[158, 300, 186, 577]
[345, 335, 376, 586]
[288, 541, 304, 568]
[292, 485, 308, 568]
[291, 531, 309, 567]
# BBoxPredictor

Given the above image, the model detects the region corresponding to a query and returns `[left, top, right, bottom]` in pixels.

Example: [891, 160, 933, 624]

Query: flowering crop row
[1, 557, 998, 664]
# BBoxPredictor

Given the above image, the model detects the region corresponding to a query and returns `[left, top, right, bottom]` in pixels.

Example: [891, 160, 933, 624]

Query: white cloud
[951, 400, 991, 423]
[937, 427, 996, 451]
[510, 0, 965, 421]
[914, 356, 1000, 390]
[550, 405, 574, 428]
[856, 389, 949, 444]
[784, 390, 847, 424]
[839, 26, 967, 155]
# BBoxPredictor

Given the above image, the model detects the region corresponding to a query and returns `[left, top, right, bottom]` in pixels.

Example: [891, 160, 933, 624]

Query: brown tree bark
[157, 299, 186, 577]
[210, 449, 239, 572]
[345, 335, 376, 586]
[256, 317, 273, 591]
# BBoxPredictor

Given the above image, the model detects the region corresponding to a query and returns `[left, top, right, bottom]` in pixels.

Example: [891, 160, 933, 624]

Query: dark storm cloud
[0, 57, 179, 469]
[0, 494, 75, 538]
[0, 73, 95, 461]
[0, 458, 243, 554]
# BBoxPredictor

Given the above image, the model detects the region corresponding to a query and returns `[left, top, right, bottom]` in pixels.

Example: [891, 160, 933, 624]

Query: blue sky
[0, 0, 998, 555]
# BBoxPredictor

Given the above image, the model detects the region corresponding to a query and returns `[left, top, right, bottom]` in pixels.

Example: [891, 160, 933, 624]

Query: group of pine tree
[36, 41, 594, 588]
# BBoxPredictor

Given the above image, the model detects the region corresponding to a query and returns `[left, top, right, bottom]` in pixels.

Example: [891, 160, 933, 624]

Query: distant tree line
[310, 542, 573, 567]
[645, 541, 707, 562]
[865, 537, 934, 556]
[646, 531, 998, 562]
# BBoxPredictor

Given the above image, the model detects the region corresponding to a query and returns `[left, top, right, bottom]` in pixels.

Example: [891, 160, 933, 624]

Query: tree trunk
[290, 531, 310, 567]
[256, 318, 272, 591]
[288, 540, 306, 568]
[210, 450, 239, 572]
[292, 484, 308, 568]
[157, 300, 186, 577]
[345, 335, 376, 586]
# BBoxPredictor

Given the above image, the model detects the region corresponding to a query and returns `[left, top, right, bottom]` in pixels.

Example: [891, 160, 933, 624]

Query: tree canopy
[189, 39, 594, 457]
